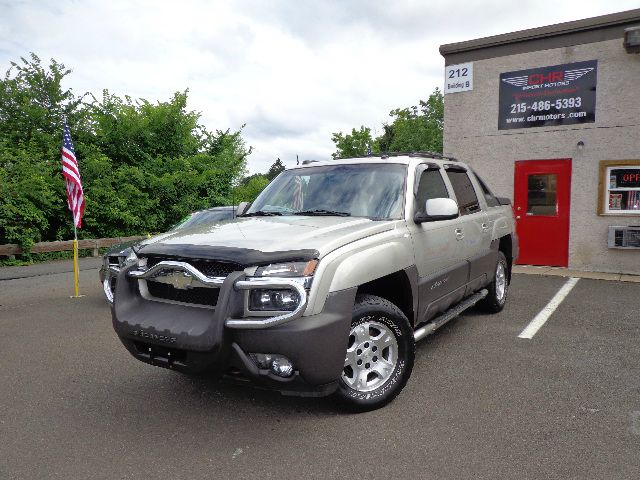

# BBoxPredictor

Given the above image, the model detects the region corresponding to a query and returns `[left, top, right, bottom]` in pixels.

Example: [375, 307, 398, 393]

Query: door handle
[455, 228, 464, 240]
[481, 223, 489, 232]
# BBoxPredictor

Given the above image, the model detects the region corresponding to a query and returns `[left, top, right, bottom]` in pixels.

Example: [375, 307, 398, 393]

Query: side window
[446, 170, 481, 215]
[473, 173, 500, 207]
[415, 169, 449, 213]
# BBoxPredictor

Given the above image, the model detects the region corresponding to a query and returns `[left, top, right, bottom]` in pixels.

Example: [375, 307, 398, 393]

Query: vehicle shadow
[178, 373, 343, 415]
[412, 307, 485, 361]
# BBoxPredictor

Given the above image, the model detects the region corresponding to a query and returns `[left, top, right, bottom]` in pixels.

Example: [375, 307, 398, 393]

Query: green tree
[383, 88, 444, 153]
[266, 158, 285, 180]
[84, 94, 251, 236]
[0, 53, 251, 250]
[232, 175, 270, 203]
[331, 88, 444, 158]
[331, 126, 376, 159]
[0, 54, 80, 248]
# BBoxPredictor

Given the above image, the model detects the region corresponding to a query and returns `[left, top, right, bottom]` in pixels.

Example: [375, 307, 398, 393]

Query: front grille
[146, 281, 220, 307]
[139, 255, 242, 308]
[145, 256, 243, 278]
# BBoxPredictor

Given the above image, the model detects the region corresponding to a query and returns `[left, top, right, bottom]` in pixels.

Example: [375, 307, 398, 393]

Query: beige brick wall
[443, 39, 640, 274]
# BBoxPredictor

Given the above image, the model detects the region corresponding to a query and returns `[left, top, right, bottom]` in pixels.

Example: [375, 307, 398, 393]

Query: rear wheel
[478, 251, 509, 313]
[336, 294, 415, 412]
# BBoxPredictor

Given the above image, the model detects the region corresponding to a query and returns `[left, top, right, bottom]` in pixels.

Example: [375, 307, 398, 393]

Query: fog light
[249, 353, 272, 369]
[249, 353, 294, 377]
[270, 356, 294, 378]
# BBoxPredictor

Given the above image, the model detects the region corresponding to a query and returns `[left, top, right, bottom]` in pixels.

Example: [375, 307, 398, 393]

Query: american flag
[61, 121, 85, 228]
[292, 176, 304, 211]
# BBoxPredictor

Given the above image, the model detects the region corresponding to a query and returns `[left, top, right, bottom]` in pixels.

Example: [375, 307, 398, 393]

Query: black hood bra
[136, 243, 319, 266]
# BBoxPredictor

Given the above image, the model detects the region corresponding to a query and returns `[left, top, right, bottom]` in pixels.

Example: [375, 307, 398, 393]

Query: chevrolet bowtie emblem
[154, 270, 194, 290]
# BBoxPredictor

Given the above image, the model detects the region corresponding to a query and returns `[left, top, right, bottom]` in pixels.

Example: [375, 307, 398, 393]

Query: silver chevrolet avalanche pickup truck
[111, 152, 518, 411]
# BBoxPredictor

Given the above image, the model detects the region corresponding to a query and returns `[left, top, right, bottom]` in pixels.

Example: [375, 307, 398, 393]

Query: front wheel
[335, 294, 415, 412]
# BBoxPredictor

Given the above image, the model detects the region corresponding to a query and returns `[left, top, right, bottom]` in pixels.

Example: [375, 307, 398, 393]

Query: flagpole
[62, 116, 84, 299]
[73, 222, 79, 297]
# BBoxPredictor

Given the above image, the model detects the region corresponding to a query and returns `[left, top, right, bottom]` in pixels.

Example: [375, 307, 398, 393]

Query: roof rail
[407, 151, 459, 162]
[301, 160, 319, 165]
[336, 151, 459, 162]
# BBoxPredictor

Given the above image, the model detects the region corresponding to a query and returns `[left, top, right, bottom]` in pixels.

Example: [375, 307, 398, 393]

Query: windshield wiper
[293, 209, 351, 217]
[238, 211, 283, 217]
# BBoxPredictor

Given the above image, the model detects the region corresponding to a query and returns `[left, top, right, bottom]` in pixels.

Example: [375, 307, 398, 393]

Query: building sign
[498, 60, 597, 130]
[444, 62, 473, 94]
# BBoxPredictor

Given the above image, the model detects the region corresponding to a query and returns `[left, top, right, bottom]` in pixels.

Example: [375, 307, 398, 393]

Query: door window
[527, 174, 557, 216]
[415, 169, 449, 213]
[446, 170, 481, 215]
[474, 173, 500, 207]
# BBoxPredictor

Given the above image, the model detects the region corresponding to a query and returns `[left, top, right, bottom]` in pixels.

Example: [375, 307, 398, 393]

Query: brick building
[440, 9, 640, 274]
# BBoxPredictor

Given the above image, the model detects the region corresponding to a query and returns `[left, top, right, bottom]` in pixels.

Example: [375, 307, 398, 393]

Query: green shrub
[0, 54, 251, 251]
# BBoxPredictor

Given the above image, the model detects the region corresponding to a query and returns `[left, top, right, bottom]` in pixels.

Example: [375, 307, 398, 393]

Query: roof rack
[336, 151, 459, 162]
[301, 160, 319, 165]
[407, 151, 458, 162]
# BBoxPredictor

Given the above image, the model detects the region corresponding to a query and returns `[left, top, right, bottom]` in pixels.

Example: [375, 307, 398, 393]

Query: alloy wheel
[342, 320, 398, 392]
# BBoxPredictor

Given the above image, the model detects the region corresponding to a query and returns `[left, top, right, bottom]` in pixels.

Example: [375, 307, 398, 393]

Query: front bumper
[112, 264, 356, 396]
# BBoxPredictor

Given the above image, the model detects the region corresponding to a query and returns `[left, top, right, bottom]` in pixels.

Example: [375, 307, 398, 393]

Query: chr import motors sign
[498, 60, 597, 130]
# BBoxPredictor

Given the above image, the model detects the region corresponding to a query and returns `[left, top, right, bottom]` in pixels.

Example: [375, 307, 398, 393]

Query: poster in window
[609, 193, 623, 210]
[499, 60, 597, 130]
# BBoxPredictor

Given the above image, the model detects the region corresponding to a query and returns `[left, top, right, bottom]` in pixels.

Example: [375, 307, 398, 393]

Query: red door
[514, 159, 572, 267]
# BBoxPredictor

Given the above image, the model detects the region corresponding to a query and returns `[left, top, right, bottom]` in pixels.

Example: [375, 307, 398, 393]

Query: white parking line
[518, 277, 580, 339]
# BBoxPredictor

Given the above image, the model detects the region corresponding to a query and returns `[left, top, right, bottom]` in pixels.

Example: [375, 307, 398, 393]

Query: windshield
[171, 209, 234, 230]
[247, 163, 407, 220]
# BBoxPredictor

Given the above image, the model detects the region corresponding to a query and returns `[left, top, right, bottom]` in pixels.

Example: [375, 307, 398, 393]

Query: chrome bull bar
[102, 265, 121, 305]
[128, 260, 225, 286]
[127, 261, 308, 329]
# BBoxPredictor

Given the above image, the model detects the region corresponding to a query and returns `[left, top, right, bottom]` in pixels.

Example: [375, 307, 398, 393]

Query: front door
[408, 164, 468, 325]
[514, 159, 571, 267]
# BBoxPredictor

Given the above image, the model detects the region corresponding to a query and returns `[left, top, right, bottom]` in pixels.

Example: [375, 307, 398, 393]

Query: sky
[1, 0, 639, 174]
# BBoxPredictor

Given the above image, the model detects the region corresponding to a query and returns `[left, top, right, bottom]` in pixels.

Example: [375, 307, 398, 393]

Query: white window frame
[604, 165, 640, 215]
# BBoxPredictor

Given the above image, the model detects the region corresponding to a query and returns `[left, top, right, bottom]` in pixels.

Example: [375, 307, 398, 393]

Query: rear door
[513, 159, 571, 267]
[444, 166, 493, 293]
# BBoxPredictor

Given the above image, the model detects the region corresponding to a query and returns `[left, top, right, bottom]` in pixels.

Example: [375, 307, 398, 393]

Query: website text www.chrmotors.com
[506, 111, 588, 124]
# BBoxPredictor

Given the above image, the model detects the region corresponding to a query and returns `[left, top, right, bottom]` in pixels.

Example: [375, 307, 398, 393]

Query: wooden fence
[0, 236, 146, 258]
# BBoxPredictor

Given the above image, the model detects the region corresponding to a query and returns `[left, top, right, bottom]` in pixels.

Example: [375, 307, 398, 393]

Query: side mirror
[235, 202, 250, 217]
[414, 198, 459, 223]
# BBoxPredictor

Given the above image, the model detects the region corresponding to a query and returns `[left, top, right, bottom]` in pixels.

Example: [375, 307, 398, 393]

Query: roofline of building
[439, 8, 640, 64]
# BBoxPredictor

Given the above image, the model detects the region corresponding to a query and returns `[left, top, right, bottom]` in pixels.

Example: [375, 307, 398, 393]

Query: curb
[512, 265, 640, 283]
[0, 257, 103, 281]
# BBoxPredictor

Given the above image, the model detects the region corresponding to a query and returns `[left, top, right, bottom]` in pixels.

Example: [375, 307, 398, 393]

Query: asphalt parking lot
[1, 260, 639, 479]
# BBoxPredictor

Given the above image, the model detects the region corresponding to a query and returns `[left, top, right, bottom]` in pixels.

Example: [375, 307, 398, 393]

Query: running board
[413, 289, 488, 342]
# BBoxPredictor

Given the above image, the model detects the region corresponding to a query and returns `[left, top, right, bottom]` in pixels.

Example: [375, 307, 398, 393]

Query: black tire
[335, 294, 415, 412]
[478, 251, 509, 313]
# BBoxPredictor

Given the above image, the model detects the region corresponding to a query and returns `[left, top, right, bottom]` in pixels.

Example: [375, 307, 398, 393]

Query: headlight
[249, 289, 301, 311]
[254, 260, 318, 277]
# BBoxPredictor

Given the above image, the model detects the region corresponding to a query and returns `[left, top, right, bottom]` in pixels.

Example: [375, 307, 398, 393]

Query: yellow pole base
[72, 238, 81, 298]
